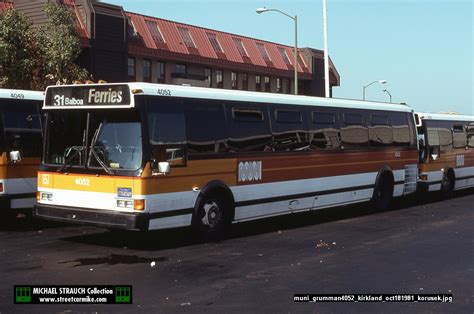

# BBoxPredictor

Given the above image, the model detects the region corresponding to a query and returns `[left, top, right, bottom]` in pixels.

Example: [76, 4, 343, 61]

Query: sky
[105, 0, 473, 115]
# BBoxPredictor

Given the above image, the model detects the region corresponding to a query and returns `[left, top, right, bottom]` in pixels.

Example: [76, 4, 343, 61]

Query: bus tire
[192, 193, 232, 241]
[440, 170, 455, 198]
[372, 172, 394, 210]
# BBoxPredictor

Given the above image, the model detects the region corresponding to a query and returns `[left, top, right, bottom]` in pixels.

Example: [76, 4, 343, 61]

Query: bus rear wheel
[192, 194, 231, 241]
[372, 174, 394, 210]
[440, 171, 454, 198]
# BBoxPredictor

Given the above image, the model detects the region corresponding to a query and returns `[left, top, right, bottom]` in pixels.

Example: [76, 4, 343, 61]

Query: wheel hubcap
[201, 200, 221, 228]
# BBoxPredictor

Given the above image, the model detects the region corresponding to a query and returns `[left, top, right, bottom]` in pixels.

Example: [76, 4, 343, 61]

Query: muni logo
[238, 161, 262, 182]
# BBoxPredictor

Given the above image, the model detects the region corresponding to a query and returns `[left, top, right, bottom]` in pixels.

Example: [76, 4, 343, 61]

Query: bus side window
[437, 121, 453, 152]
[468, 123, 474, 148]
[391, 112, 411, 146]
[185, 100, 228, 154]
[270, 106, 309, 151]
[369, 113, 393, 147]
[147, 99, 186, 166]
[452, 123, 467, 149]
[340, 111, 368, 148]
[227, 104, 272, 152]
[309, 110, 340, 149]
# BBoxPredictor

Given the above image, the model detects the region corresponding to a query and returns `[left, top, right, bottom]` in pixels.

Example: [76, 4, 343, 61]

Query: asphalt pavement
[0, 190, 473, 313]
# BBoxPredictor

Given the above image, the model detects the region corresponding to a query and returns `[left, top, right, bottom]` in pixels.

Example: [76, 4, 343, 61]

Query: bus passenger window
[309, 111, 340, 149]
[391, 113, 410, 146]
[452, 124, 467, 149]
[340, 112, 368, 148]
[271, 107, 308, 151]
[227, 104, 272, 152]
[437, 121, 453, 152]
[467, 123, 474, 148]
[369, 114, 393, 147]
[186, 102, 228, 154]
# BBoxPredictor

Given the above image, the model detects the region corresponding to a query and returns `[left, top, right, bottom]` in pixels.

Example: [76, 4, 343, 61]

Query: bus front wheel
[192, 194, 231, 240]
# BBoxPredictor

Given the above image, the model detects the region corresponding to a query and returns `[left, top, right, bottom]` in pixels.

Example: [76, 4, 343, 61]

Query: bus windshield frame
[42, 106, 146, 176]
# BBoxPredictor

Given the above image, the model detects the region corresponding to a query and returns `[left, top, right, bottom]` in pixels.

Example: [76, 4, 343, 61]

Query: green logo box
[15, 287, 32, 303]
[115, 287, 131, 303]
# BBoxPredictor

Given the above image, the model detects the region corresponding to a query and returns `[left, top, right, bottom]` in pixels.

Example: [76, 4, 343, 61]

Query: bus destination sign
[45, 85, 131, 108]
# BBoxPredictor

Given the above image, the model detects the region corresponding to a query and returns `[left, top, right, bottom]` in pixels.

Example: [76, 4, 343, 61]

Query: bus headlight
[40, 192, 53, 201]
[117, 199, 134, 209]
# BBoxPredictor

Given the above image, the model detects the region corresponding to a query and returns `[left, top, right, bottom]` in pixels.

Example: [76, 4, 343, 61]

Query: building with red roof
[2, 0, 340, 96]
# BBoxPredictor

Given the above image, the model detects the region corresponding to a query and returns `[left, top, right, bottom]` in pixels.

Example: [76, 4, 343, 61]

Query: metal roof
[127, 12, 314, 79]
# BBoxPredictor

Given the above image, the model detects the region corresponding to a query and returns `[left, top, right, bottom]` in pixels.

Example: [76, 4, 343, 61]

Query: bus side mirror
[158, 162, 171, 175]
[151, 159, 171, 176]
[9, 151, 21, 163]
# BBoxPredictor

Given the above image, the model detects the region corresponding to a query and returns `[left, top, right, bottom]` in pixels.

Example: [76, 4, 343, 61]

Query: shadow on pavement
[60, 188, 473, 252]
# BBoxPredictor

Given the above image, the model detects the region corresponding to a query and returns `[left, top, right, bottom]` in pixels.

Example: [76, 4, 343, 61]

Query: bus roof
[44, 82, 414, 113]
[0, 88, 44, 101]
[416, 112, 474, 122]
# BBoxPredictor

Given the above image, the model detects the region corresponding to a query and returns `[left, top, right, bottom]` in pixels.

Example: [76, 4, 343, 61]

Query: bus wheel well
[446, 168, 455, 183]
[197, 181, 235, 221]
[441, 168, 455, 195]
[372, 168, 394, 210]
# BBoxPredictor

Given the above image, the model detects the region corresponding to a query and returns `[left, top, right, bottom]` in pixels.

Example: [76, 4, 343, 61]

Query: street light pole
[383, 89, 392, 103]
[363, 79, 387, 100]
[322, 0, 330, 97]
[256, 7, 298, 95]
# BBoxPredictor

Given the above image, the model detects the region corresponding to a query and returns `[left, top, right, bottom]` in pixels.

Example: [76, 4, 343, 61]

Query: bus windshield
[44, 110, 143, 172]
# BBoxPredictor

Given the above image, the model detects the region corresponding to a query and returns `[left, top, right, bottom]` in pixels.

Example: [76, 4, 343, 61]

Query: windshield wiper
[87, 123, 114, 175]
[57, 146, 85, 173]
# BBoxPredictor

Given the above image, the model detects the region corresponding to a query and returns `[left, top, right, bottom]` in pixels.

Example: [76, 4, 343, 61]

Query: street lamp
[256, 7, 298, 95]
[363, 79, 386, 100]
[383, 89, 392, 103]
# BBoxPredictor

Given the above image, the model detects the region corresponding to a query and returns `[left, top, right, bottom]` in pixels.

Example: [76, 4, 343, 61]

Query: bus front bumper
[33, 203, 149, 231]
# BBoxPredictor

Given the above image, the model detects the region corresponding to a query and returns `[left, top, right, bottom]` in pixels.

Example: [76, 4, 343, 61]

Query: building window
[177, 27, 196, 48]
[277, 78, 282, 93]
[157, 61, 165, 83]
[264, 76, 270, 92]
[175, 64, 187, 74]
[143, 59, 151, 82]
[232, 37, 248, 57]
[216, 69, 223, 88]
[205, 68, 212, 86]
[278, 47, 292, 66]
[256, 43, 271, 61]
[242, 73, 248, 91]
[231, 72, 238, 89]
[127, 57, 135, 80]
[207, 33, 223, 53]
[145, 21, 165, 43]
[256, 75, 261, 91]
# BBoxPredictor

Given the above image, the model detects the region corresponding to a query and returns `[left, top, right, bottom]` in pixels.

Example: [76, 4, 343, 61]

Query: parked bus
[0, 89, 43, 217]
[415, 112, 474, 194]
[34, 83, 418, 238]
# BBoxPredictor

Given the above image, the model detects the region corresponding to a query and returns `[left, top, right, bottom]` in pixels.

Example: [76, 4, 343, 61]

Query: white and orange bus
[34, 83, 418, 238]
[415, 112, 474, 194]
[0, 89, 43, 217]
